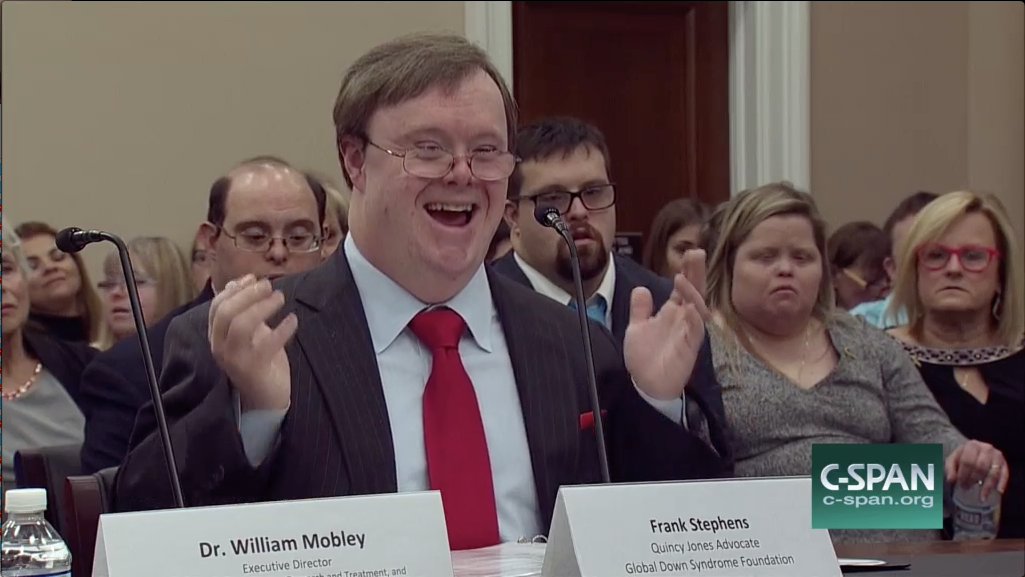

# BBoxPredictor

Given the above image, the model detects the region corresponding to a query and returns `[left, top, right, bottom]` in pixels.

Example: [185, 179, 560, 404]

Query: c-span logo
[811, 444, 943, 530]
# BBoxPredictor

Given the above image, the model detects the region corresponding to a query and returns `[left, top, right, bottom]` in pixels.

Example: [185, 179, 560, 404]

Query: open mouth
[425, 202, 477, 228]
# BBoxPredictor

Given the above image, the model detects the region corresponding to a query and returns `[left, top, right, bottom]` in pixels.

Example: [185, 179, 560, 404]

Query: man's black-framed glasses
[518, 184, 617, 215]
[219, 229, 321, 254]
[367, 140, 518, 181]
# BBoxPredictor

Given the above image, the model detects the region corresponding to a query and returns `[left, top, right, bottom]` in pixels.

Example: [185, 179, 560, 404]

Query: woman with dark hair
[827, 221, 890, 310]
[642, 198, 709, 278]
[14, 221, 105, 344]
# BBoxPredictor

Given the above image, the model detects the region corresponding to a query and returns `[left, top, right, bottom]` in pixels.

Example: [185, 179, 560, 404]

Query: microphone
[54, 227, 105, 254]
[56, 227, 186, 509]
[533, 206, 611, 484]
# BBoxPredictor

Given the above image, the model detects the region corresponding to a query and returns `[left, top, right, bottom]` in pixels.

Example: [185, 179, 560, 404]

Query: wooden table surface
[834, 538, 1025, 557]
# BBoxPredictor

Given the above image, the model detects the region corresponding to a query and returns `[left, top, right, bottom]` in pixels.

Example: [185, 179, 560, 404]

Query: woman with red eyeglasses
[888, 190, 1024, 538]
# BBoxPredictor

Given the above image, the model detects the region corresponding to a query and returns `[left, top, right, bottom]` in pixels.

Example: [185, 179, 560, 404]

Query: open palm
[624, 252, 709, 400]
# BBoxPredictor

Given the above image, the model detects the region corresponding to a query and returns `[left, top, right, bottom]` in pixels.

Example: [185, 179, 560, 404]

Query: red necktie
[408, 308, 501, 550]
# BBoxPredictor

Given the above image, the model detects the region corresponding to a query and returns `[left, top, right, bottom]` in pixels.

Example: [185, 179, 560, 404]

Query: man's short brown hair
[332, 32, 518, 189]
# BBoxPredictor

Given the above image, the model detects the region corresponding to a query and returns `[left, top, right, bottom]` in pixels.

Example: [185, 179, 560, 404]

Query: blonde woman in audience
[704, 182, 1009, 543]
[14, 221, 104, 344]
[887, 191, 1024, 538]
[313, 171, 349, 257]
[94, 236, 196, 350]
[2, 221, 97, 503]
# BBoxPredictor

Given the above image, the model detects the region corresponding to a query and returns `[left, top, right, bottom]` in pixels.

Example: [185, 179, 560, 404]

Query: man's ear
[503, 200, 520, 233]
[338, 137, 367, 194]
[197, 222, 218, 262]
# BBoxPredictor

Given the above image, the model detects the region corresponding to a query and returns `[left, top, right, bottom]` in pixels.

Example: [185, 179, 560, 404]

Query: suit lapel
[609, 257, 633, 343]
[293, 251, 397, 495]
[488, 269, 580, 530]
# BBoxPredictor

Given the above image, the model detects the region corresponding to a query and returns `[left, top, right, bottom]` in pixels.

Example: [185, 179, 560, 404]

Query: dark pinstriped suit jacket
[113, 249, 733, 533]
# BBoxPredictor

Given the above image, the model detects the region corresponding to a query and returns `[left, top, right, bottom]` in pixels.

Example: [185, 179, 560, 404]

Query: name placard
[93, 492, 454, 577]
[541, 477, 842, 577]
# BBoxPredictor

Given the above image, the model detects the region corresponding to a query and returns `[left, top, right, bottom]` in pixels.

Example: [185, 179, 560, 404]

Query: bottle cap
[4, 488, 47, 514]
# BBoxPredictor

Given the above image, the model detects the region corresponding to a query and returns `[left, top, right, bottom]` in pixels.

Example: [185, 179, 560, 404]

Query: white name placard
[93, 491, 454, 577]
[542, 477, 842, 577]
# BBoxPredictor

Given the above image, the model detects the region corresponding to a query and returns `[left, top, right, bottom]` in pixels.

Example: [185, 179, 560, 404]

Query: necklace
[2, 362, 43, 400]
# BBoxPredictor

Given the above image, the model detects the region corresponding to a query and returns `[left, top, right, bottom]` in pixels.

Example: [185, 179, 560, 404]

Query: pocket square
[579, 410, 608, 430]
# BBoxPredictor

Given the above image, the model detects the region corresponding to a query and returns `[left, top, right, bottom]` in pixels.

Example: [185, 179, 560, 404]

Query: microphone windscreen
[55, 227, 83, 253]
[534, 204, 559, 228]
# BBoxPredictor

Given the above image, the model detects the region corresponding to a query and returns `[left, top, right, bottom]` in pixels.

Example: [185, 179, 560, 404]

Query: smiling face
[20, 233, 84, 315]
[341, 69, 510, 303]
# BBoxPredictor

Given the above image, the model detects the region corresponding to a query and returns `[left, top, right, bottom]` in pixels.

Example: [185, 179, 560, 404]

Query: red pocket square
[579, 410, 608, 430]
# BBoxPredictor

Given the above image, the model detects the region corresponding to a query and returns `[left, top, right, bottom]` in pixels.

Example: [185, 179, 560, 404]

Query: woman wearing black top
[888, 191, 1024, 538]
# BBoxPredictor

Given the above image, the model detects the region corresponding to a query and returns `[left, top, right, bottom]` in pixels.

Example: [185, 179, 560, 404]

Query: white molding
[465, 0, 810, 196]
[730, 0, 810, 194]
[464, 1, 514, 90]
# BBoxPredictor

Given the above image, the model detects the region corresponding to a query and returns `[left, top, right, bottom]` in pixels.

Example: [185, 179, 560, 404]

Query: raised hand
[623, 260, 710, 401]
[208, 274, 297, 411]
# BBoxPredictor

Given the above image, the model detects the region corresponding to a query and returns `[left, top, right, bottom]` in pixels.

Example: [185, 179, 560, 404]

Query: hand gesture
[945, 440, 1009, 500]
[208, 275, 297, 411]
[623, 251, 710, 400]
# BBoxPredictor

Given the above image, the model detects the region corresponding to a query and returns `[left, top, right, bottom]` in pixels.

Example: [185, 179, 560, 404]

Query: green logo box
[811, 443, 943, 530]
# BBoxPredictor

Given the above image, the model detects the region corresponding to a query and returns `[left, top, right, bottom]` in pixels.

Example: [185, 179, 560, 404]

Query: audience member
[112, 34, 730, 552]
[94, 236, 196, 350]
[827, 221, 890, 310]
[487, 219, 512, 262]
[703, 182, 1008, 543]
[849, 191, 938, 327]
[494, 118, 682, 344]
[643, 198, 709, 278]
[189, 235, 211, 293]
[2, 221, 97, 504]
[78, 156, 328, 474]
[888, 191, 1024, 538]
[14, 221, 104, 344]
[699, 202, 727, 256]
[314, 171, 350, 257]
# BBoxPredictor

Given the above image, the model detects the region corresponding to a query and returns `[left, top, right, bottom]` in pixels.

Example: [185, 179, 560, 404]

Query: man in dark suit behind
[492, 117, 728, 448]
[114, 33, 732, 551]
[78, 157, 327, 474]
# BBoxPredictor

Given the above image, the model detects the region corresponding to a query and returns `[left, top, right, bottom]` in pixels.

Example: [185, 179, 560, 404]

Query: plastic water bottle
[0, 488, 72, 576]
[951, 481, 1001, 540]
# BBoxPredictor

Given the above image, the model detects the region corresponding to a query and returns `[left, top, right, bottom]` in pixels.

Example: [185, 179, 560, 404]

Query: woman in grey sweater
[702, 183, 1010, 543]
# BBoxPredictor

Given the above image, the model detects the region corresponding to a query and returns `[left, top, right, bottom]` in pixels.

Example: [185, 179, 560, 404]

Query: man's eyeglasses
[517, 184, 617, 215]
[916, 243, 1000, 273]
[367, 140, 518, 181]
[221, 230, 321, 254]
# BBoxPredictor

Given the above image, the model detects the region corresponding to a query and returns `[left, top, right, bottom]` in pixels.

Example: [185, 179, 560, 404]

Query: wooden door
[512, 1, 730, 251]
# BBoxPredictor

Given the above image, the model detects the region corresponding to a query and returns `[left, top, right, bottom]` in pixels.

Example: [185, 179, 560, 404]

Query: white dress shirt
[513, 252, 616, 328]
